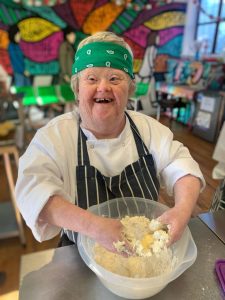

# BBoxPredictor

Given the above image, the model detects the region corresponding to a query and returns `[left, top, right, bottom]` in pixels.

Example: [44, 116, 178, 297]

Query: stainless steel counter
[19, 216, 225, 300]
[199, 209, 225, 244]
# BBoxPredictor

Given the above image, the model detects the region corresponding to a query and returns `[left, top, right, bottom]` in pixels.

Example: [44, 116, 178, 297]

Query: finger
[157, 213, 169, 225]
[167, 227, 181, 246]
[124, 240, 134, 256]
[114, 239, 133, 257]
[119, 250, 130, 258]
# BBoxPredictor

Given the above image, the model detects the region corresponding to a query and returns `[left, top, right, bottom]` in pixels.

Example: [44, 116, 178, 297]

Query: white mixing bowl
[77, 197, 197, 299]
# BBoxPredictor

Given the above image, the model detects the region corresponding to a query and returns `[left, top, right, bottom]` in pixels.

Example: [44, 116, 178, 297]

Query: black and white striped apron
[64, 112, 160, 243]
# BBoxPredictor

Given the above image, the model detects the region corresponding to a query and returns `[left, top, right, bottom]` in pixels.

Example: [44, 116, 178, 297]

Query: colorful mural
[0, 0, 187, 84]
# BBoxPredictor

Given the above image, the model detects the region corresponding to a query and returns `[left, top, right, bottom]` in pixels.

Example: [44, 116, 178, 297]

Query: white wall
[153, 0, 198, 57]
[182, 0, 198, 57]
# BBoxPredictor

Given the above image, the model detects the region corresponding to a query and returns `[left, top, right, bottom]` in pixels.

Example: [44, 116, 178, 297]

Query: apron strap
[78, 128, 90, 166]
[125, 111, 150, 157]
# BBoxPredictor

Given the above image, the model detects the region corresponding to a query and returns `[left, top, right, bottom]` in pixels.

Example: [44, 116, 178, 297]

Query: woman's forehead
[80, 67, 127, 77]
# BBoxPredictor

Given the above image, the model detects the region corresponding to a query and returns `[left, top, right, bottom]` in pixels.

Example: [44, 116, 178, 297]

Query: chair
[0, 82, 26, 245]
[129, 81, 157, 116]
[32, 75, 53, 87]
[129, 82, 149, 111]
[0, 143, 26, 245]
[28, 75, 52, 129]
[28, 75, 70, 128]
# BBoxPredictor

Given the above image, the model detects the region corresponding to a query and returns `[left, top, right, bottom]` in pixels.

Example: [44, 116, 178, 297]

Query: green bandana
[72, 42, 134, 79]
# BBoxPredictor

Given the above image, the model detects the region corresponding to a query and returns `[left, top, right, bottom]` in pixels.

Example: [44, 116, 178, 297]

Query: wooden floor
[0, 116, 219, 298]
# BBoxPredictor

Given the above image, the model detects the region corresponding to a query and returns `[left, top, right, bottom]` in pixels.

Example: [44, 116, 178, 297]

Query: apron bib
[63, 113, 160, 243]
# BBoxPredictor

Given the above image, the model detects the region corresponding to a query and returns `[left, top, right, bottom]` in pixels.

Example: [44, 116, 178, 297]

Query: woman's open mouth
[94, 98, 113, 103]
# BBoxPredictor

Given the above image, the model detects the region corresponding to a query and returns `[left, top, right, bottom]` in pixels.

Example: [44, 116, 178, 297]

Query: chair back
[134, 82, 149, 97]
[33, 75, 53, 87]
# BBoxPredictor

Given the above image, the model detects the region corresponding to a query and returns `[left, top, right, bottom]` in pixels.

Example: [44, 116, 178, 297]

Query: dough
[94, 216, 174, 278]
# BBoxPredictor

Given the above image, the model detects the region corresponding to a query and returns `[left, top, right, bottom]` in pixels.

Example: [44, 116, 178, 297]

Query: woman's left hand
[157, 205, 191, 245]
[159, 175, 201, 245]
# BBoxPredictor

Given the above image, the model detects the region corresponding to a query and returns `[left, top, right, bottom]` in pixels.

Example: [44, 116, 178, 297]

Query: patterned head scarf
[72, 41, 134, 79]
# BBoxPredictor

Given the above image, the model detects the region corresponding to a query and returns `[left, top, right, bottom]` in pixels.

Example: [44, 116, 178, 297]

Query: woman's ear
[75, 85, 79, 95]
[71, 75, 79, 97]
[128, 80, 136, 98]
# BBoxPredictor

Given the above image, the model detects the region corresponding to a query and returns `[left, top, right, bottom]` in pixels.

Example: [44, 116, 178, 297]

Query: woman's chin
[93, 106, 117, 120]
[94, 112, 118, 127]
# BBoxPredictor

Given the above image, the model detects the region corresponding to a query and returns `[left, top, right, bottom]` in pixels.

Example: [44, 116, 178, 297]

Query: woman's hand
[159, 175, 201, 245]
[89, 215, 131, 254]
[157, 205, 191, 246]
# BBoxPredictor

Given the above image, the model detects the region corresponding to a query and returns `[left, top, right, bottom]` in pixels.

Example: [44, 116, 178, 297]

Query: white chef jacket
[15, 110, 205, 242]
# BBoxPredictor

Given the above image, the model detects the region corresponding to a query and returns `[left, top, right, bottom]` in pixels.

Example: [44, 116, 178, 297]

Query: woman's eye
[87, 76, 97, 83]
[110, 76, 121, 83]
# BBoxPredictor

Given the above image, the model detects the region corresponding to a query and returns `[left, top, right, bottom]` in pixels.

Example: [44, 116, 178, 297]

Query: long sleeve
[15, 126, 75, 241]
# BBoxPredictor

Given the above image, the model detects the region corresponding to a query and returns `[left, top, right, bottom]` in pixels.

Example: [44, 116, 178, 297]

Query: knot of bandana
[72, 42, 134, 79]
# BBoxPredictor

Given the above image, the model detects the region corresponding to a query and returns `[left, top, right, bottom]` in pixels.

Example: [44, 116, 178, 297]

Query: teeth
[95, 98, 112, 103]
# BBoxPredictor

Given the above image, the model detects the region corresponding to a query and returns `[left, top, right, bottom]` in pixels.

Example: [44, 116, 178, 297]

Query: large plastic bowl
[77, 197, 197, 299]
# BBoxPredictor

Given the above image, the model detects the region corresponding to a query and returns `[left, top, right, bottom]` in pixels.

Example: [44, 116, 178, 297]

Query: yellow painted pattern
[133, 59, 142, 73]
[0, 29, 9, 49]
[18, 18, 60, 42]
[144, 11, 185, 31]
[82, 3, 124, 34]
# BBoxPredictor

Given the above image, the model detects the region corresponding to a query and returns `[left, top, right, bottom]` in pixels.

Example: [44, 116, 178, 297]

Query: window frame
[195, 0, 224, 54]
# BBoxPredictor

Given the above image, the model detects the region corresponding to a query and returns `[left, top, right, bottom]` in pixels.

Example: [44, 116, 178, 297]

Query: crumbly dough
[94, 216, 174, 278]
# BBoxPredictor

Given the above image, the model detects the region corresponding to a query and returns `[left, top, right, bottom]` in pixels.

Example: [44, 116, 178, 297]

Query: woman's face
[77, 67, 133, 136]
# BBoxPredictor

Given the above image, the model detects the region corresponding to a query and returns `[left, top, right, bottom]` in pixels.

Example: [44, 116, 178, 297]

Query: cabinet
[192, 91, 225, 142]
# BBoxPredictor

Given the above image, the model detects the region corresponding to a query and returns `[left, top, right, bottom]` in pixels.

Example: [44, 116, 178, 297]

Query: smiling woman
[16, 31, 205, 256]
[76, 67, 132, 139]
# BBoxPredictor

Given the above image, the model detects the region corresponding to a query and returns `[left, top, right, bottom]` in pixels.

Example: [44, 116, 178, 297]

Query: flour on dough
[94, 216, 175, 278]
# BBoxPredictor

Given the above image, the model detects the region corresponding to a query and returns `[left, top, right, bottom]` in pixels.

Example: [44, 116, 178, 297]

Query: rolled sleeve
[157, 133, 205, 195]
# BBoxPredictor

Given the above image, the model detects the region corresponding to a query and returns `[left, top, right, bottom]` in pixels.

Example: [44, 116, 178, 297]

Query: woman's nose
[96, 79, 111, 92]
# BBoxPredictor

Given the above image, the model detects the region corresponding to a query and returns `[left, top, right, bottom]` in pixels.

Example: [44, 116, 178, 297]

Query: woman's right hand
[89, 215, 130, 254]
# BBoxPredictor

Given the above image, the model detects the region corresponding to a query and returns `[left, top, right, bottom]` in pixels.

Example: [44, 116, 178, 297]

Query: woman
[16, 32, 205, 253]
[59, 26, 76, 84]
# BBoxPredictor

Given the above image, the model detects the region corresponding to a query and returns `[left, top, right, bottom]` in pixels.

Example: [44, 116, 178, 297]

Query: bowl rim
[87, 197, 170, 215]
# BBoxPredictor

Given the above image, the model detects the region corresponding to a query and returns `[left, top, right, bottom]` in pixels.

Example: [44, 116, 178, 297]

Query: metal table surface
[19, 216, 225, 300]
[199, 209, 225, 244]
